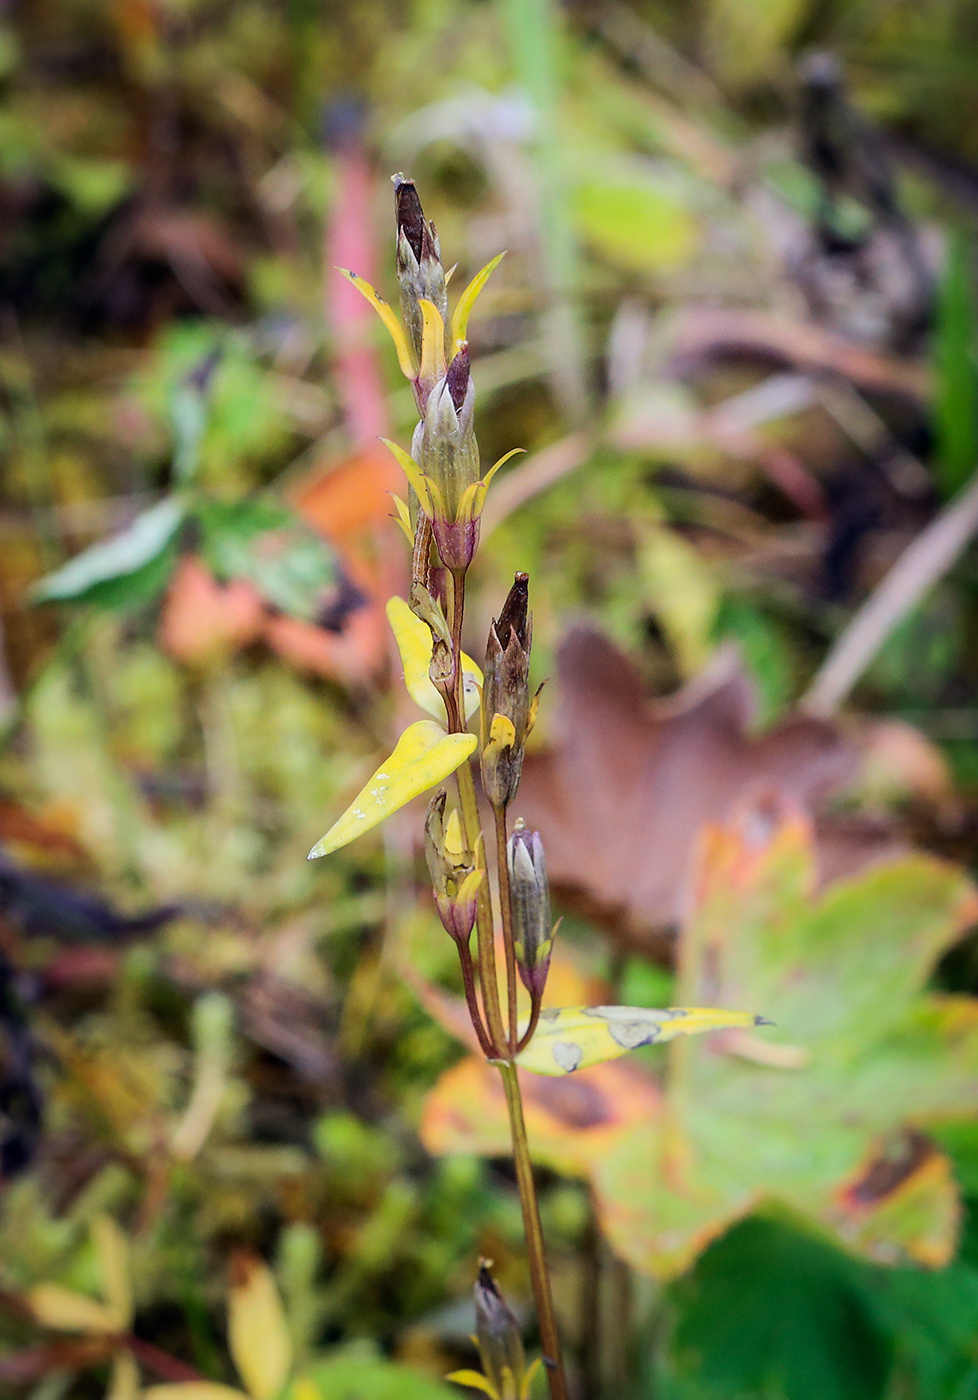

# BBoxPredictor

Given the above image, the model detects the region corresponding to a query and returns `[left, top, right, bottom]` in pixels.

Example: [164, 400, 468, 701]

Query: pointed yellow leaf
[457, 450, 525, 523]
[390, 493, 414, 545]
[336, 270, 415, 378]
[446, 1371, 499, 1397]
[520, 1358, 542, 1399]
[386, 597, 483, 722]
[516, 1006, 766, 1076]
[228, 1259, 292, 1400]
[309, 721, 477, 858]
[28, 1284, 120, 1334]
[451, 252, 506, 353]
[107, 1351, 139, 1400]
[380, 440, 434, 518]
[93, 1215, 132, 1331]
[419, 298, 448, 384]
[143, 1387, 249, 1400]
[484, 447, 525, 487]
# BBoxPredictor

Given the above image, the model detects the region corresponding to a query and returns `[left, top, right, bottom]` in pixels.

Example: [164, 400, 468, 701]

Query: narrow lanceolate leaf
[445, 1371, 497, 1397]
[517, 1006, 766, 1076]
[228, 1257, 292, 1400]
[336, 269, 415, 379]
[93, 1214, 132, 1330]
[386, 597, 483, 722]
[31, 498, 185, 605]
[451, 252, 506, 353]
[308, 721, 477, 858]
[27, 1284, 120, 1334]
[143, 1386, 248, 1400]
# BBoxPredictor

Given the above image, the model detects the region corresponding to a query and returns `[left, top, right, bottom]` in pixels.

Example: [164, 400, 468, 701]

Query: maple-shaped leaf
[421, 799, 978, 1279]
[516, 628, 892, 951]
[590, 798, 978, 1277]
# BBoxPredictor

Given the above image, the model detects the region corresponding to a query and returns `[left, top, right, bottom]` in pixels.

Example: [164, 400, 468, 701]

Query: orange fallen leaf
[159, 555, 264, 667]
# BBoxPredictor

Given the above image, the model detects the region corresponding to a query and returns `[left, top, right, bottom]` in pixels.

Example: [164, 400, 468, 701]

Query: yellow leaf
[228, 1258, 292, 1400]
[419, 298, 447, 384]
[390, 494, 414, 545]
[450, 252, 506, 353]
[446, 1371, 498, 1397]
[516, 1006, 765, 1076]
[107, 1351, 139, 1400]
[380, 438, 439, 519]
[336, 270, 415, 379]
[143, 1387, 249, 1400]
[308, 721, 477, 858]
[386, 597, 483, 722]
[93, 1214, 132, 1330]
[28, 1284, 120, 1334]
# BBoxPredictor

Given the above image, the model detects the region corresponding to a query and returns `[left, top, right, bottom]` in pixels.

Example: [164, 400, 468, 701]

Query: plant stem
[494, 804, 519, 1053]
[442, 565, 508, 1056]
[455, 727, 507, 1054]
[457, 935, 495, 1057]
[499, 1061, 569, 1400]
[441, 559, 566, 1394]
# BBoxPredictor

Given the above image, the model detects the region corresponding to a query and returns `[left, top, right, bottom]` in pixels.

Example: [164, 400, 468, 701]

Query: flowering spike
[451, 252, 506, 354]
[336, 269, 415, 378]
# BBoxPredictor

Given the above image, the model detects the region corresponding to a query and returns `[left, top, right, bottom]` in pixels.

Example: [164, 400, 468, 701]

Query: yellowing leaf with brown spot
[517, 1005, 763, 1075]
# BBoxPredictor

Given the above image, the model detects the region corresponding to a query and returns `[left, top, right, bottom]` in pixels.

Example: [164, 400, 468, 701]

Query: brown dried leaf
[516, 629, 862, 951]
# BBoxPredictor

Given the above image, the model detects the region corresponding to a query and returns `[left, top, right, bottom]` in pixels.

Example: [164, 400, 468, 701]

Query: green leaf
[859, 1261, 978, 1400]
[195, 498, 338, 622]
[573, 172, 699, 274]
[298, 1352, 456, 1399]
[308, 721, 477, 858]
[934, 229, 978, 498]
[587, 806, 978, 1278]
[32, 498, 184, 608]
[670, 1217, 890, 1400]
[517, 1005, 763, 1076]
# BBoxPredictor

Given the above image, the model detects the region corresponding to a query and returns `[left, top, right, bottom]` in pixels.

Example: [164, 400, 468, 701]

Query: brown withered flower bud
[480, 574, 537, 810]
[393, 174, 448, 371]
[507, 821, 555, 1002]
